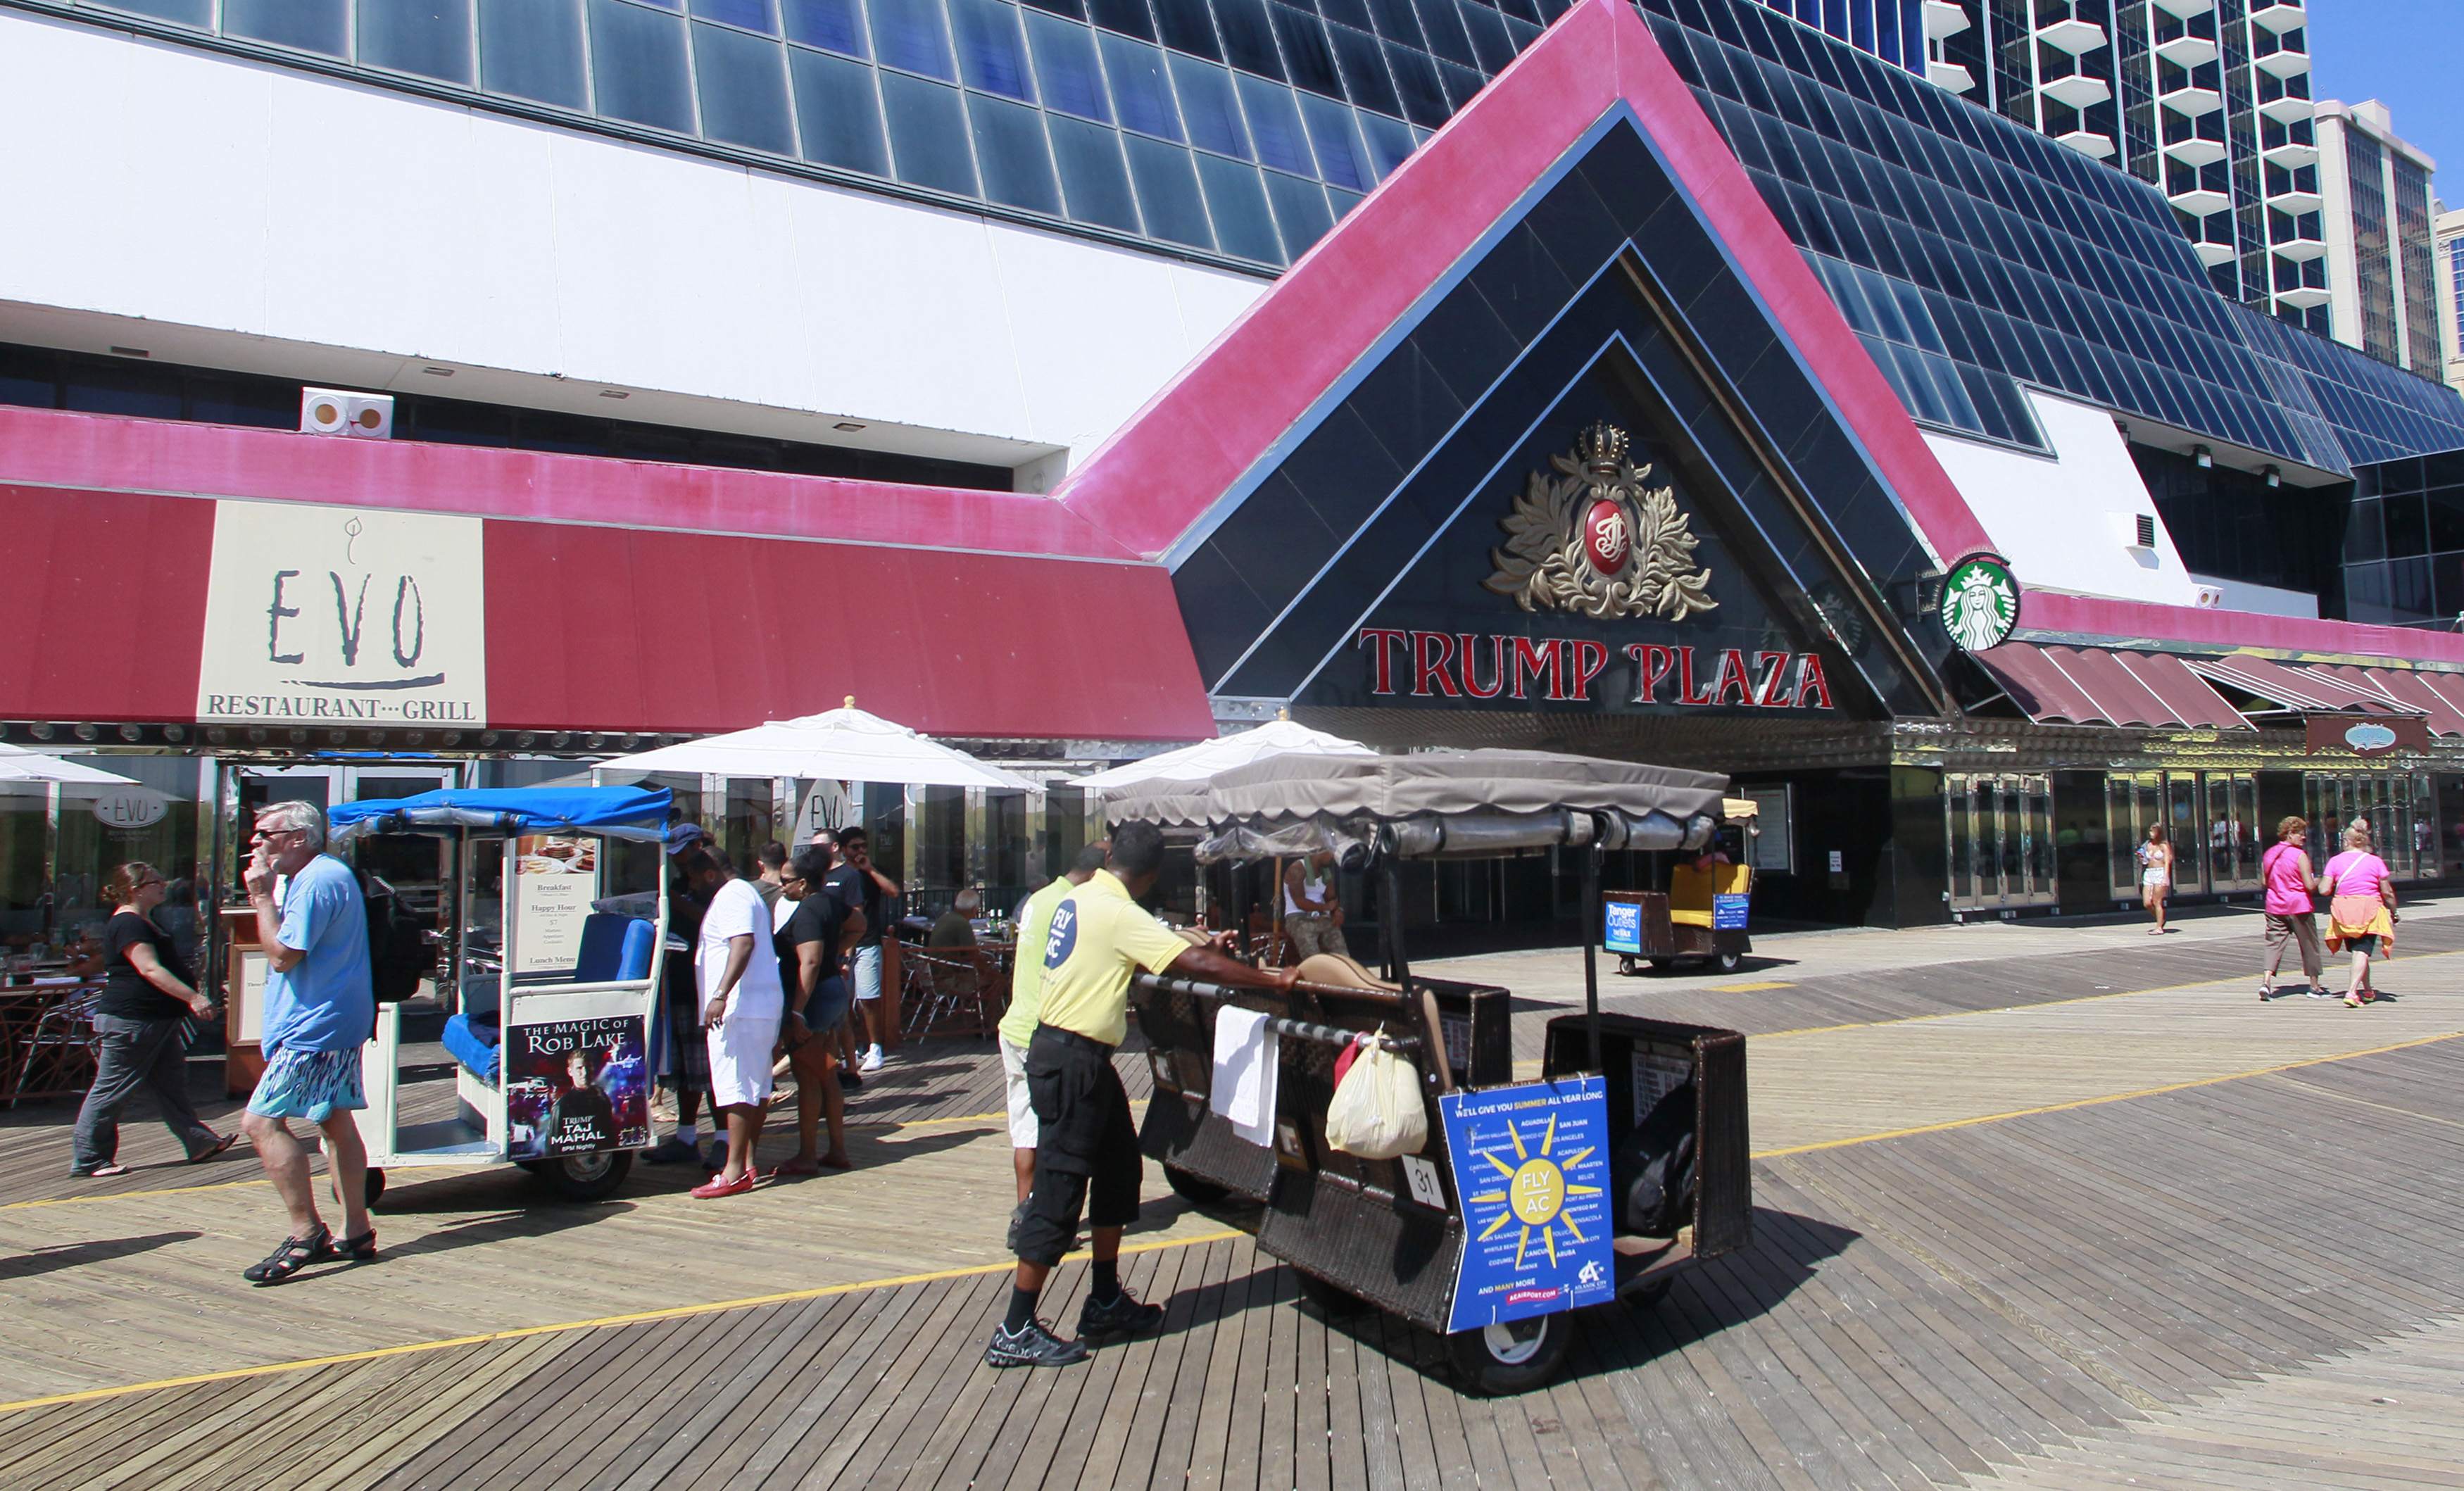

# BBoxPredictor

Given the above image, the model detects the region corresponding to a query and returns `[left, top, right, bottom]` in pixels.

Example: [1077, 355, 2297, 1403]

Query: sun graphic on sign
[1466, 1112, 1603, 1267]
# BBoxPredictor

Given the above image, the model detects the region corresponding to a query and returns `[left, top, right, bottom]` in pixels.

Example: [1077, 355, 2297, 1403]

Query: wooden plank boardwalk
[1, 916, 2460, 1487]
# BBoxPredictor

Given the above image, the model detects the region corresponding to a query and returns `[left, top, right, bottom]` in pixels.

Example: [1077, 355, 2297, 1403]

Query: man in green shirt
[1000, 843, 1109, 1230]
[986, 824, 1300, 1369]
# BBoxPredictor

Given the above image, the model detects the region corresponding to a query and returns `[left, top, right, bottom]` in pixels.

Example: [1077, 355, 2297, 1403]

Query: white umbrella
[592, 702, 1034, 791]
[0, 743, 142, 786]
[1068, 717, 1377, 795]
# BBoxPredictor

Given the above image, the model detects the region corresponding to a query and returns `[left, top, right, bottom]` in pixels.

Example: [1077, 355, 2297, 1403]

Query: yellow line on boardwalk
[0, 1227, 1245, 1418]
[1752, 1028, 2464, 1159]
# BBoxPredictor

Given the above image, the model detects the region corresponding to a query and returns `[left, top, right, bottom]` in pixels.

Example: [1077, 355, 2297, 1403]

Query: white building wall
[1921, 389, 2201, 608]
[0, 12, 1266, 477]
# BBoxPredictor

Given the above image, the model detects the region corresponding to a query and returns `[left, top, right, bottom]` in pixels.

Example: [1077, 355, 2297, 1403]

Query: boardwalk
[4, 907, 2461, 1488]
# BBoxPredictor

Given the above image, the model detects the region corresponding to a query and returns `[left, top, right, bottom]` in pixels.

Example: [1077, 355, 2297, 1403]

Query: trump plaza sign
[1355, 630, 1835, 709]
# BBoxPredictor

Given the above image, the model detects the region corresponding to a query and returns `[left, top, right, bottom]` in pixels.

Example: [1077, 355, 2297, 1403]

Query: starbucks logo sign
[1938, 555, 2019, 652]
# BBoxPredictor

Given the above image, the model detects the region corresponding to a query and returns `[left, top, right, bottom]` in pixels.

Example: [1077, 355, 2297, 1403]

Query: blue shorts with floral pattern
[246, 1046, 366, 1123]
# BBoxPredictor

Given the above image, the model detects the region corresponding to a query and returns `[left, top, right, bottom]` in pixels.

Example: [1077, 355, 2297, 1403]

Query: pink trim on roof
[1052, 0, 1996, 565]
[0, 405, 1134, 561]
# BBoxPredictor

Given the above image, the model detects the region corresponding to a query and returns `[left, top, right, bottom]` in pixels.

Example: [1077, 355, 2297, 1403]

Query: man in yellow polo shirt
[985, 822, 1299, 1369]
[998, 840, 1110, 1240]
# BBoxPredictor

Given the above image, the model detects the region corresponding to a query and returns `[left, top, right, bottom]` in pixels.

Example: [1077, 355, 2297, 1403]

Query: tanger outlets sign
[196, 501, 487, 726]
[1356, 631, 1833, 709]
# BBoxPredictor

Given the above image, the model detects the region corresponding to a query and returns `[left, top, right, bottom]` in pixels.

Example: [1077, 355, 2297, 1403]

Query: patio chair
[8, 983, 103, 1108]
[899, 948, 995, 1042]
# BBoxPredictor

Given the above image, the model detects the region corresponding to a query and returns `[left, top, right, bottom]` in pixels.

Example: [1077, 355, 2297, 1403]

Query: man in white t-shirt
[679, 846, 783, 1200]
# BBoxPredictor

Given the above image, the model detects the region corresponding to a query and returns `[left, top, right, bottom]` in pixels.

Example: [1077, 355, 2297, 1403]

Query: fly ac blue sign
[1439, 1076, 1615, 1333]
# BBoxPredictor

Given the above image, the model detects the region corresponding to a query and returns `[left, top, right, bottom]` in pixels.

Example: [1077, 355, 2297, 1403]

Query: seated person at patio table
[929, 889, 983, 950]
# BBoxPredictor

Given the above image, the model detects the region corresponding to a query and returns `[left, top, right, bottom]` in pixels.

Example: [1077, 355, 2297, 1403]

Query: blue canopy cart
[328, 785, 672, 1205]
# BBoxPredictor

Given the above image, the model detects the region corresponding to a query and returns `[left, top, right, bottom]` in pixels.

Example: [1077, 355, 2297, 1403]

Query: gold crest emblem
[1483, 422, 1717, 621]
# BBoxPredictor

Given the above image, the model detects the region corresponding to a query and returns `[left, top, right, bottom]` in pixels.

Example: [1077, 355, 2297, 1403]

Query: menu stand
[222, 907, 270, 1097]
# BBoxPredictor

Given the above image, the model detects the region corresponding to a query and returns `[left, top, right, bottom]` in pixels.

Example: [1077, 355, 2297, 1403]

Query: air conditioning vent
[2136, 513, 2158, 548]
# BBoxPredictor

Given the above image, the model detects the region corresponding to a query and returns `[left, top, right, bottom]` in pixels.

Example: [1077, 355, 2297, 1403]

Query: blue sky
[2308, 0, 2460, 198]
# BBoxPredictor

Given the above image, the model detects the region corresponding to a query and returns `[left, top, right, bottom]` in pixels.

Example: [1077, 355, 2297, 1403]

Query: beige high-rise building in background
[2436, 207, 2464, 397]
[2318, 100, 2442, 378]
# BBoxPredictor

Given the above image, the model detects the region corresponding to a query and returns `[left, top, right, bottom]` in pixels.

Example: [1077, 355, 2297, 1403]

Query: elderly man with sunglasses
[235, 800, 378, 1285]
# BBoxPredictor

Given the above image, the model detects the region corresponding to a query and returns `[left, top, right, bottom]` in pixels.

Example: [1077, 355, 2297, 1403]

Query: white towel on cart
[1211, 1005, 1280, 1148]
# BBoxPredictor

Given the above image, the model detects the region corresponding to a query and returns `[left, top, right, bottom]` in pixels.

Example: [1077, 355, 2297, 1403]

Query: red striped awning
[2183, 655, 2428, 718]
[1973, 642, 2248, 729]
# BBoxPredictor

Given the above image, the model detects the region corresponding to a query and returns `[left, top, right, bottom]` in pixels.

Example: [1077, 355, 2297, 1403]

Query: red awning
[2330, 665, 2464, 737]
[1972, 642, 2247, 729]
[2184, 655, 2427, 718]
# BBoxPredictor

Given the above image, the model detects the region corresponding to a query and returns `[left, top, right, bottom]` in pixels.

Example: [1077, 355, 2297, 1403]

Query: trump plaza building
[5, 0, 2464, 936]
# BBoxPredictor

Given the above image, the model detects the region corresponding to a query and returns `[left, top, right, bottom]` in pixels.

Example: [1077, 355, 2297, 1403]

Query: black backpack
[1618, 1080, 1699, 1239]
[360, 872, 432, 1003]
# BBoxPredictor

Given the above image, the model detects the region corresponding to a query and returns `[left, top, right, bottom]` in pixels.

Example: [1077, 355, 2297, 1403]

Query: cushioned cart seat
[443, 917, 653, 1083]
[442, 1012, 501, 1082]
[1669, 862, 1752, 929]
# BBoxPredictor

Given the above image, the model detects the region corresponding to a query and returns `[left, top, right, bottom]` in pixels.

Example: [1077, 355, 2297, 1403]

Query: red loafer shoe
[689, 1170, 757, 1200]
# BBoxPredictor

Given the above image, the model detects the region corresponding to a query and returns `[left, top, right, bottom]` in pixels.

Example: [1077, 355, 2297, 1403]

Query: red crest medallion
[1583, 498, 1630, 575]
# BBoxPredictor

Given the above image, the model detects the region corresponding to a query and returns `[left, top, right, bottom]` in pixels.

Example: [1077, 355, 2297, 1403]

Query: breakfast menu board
[513, 834, 599, 976]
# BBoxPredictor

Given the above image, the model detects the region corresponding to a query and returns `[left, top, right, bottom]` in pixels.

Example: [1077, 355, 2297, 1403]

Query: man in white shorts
[997, 842, 1108, 1247]
[679, 846, 782, 1200]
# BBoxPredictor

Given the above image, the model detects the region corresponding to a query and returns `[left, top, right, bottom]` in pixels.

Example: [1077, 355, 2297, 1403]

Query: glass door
[2166, 773, 2207, 898]
[1947, 776, 1976, 906]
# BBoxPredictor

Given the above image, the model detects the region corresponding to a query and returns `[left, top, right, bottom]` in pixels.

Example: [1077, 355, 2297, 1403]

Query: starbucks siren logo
[1939, 555, 2018, 652]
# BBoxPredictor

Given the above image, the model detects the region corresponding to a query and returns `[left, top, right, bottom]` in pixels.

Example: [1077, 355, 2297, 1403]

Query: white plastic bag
[1324, 1033, 1428, 1159]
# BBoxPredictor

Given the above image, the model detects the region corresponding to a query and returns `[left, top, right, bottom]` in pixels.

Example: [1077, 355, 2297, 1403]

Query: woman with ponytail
[68, 862, 234, 1178]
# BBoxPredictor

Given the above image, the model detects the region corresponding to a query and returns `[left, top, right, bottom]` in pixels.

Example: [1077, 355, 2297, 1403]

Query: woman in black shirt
[68, 862, 233, 1178]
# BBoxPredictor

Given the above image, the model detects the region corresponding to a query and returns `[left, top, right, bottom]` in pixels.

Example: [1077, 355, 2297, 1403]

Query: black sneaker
[983, 1319, 1090, 1369]
[1076, 1288, 1165, 1342]
[838, 1069, 862, 1092]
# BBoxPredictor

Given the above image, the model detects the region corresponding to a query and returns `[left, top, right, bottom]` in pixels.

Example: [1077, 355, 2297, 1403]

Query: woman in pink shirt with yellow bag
[2319, 822, 2398, 1008]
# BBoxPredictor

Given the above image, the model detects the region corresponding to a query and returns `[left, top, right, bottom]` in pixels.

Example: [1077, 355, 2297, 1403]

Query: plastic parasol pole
[1582, 841, 1602, 1074]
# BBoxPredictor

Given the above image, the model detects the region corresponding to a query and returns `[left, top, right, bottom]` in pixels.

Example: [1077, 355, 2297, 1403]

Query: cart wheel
[1295, 1270, 1366, 1317]
[1164, 1165, 1231, 1206]
[1713, 950, 1744, 974]
[1447, 1311, 1578, 1395]
[1616, 955, 1637, 977]
[540, 1150, 631, 1203]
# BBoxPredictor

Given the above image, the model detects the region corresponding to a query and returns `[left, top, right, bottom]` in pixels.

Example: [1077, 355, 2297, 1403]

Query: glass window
[1296, 92, 1367, 190]
[788, 46, 888, 173]
[1152, 0, 1219, 59]
[1236, 73, 1311, 175]
[1358, 108, 1412, 177]
[869, 0, 955, 78]
[950, 0, 1033, 100]
[480, 0, 588, 105]
[1327, 21, 1400, 115]
[1124, 134, 1211, 249]
[1100, 32, 1181, 141]
[1212, 0, 1283, 79]
[879, 70, 979, 194]
[2384, 494, 2428, 559]
[1026, 11, 1111, 122]
[1170, 54, 1248, 159]
[1086, 0, 1153, 38]
[1263, 168, 1333, 258]
[1270, 4, 1340, 97]
[358, 0, 475, 82]
[1048, 112, 1140, 231]
[1196, 151, 1281, 263]
[692, 0, 773, 27]
[225, 0, 348, 54]
[590, 0, 696, 132]
[1383, 39, 1446, 127]
[88, 0, 210, 23]
[781, 0, 864, 54]
[967, 92, 1063, 214]
[694, 23, 793, 153]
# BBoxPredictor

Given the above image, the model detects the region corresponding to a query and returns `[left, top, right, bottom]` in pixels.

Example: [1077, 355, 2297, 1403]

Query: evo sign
[195, 501, 486, 728]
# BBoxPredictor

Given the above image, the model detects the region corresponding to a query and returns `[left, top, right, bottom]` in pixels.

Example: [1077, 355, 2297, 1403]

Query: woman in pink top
[2319, 822, 2398, 1007]
[2256, 817, 2327, 1000]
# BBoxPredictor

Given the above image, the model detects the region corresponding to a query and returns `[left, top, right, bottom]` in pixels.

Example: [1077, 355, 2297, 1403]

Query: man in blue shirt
[237, 800, 377, 1285]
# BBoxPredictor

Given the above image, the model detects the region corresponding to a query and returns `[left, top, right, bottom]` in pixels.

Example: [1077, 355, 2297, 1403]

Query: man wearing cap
[986, 822, 1300, 1369]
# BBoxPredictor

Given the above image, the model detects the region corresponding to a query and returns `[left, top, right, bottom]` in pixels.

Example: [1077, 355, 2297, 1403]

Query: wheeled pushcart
[326, 785, 673, 1207]
[1603, 796, 1760, 976]
[1109, 750, 1754, 1392]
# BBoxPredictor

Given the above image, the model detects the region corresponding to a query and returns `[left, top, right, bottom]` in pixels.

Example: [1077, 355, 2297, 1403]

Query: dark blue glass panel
[1026, 11, 1111, 120]
[1359, 108, 1415, 177]
[879, 70, 978, 194]
[1328, 23, 1401, 115]
[1197, 152, 1282, 262]
[1236, 72, 1312, 175]
[781, 0, 863, 54]
[968, 92, 1064, 213]
[1171, 54, 1250, 158]
[1410, 0, 1473, 65]
[1271, 4, 1342, 97]
[1384, 39, 1447, 127]
[1435, 58, 1483, 111]
[480, 0, 588, 106]
[589, 0, 695, 132]
[1212, 0, 1284, 79]
[1086, 0, 1154, 39]
[1319, 0, 1372, 29]
[90, 0, 208, 24]
[694, 23, 793, 152]
[1264, 168, 1334, 258]
[1020, 0, 1083, 13]
[788, 46, 888, 173]
[691, 0, 773, 29]
[950, 0, 1033, 99]
[360, 0, 474, 82]
[1049, 113, 1141, 230]
[1153, 0, 1220, 58]
[1297, 92, 1368, 189]
[225, 0, 346, 54]
[869, 0, 955, 78]
[1124, 134, 1213, 249]
[1459, 1, 1515, 71]
[1364, 0, 1423, 46]
[1101, 32, 1183, 139]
